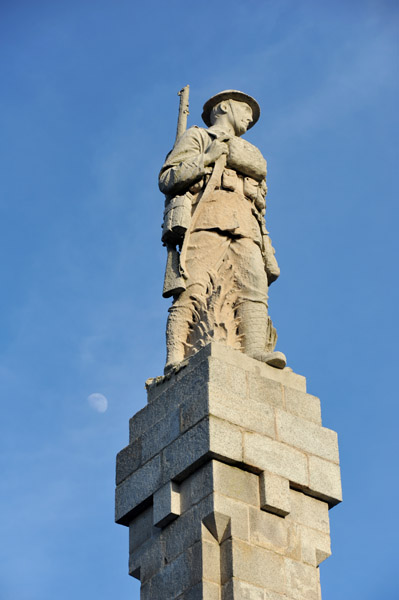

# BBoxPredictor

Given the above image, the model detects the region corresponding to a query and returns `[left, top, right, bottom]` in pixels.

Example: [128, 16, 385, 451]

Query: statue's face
[227, 100, 253, 136]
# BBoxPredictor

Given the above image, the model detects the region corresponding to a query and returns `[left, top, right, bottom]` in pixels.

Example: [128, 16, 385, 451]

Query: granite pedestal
[115, 342, 341, 599]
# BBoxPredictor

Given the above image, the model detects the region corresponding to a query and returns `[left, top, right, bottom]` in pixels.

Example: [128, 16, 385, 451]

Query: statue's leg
[165, 304, 193, 373]
[165, 231, 232, 373]
[237, 301, 286, 369]
[231, 238, 286, 369]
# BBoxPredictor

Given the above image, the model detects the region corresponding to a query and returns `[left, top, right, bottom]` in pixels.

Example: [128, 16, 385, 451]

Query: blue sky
[0, 0, 398, 598]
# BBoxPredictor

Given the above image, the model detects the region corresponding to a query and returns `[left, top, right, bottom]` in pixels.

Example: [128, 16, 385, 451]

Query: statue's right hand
[204, 140, 229, 166]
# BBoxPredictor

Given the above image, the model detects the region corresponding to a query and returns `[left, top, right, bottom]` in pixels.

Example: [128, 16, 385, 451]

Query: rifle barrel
[175, 85, 190, 145]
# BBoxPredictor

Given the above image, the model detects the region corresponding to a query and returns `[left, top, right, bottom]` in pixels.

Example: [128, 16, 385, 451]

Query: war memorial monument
[115, 87, 342, 599]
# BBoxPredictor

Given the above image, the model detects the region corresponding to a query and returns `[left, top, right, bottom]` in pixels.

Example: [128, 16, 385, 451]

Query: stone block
[129, 506, 155, 552]
[153, 481, 181, 528]
[148, 542, 203, 599]
[213, 494, 250, 541]
[129, 535, 164, 582]
[249, 506, 288, 552]
[136, 356, 210, 443]
[288, 490, 330, 534]
[208, 384, 276, 438]
[284, 558, 321, 600]
[259, 472, 291, 517]
[116, 441, 142, 485]
[308, 456, 342, 506]
[200, 581, 220, 600]
[180, 462, 214, 513]
[208, 354, 248, 397]
[163, 503, 204, 564]
[244, 432, 309, 488]
[116, 344, 340, 600]
[180, 389, 209, 434]
[181, 383, 276, 439]
[146, 351, 210, 404]
[115, 454, 162, 525]
[129, 389, 176, 443]
[276, 410, 339, 463]
[208, 415, 243, 464]
[140, 581, 152, 600]
[248, 375, 284, 408]
[222, 578, 265, 599]
[178, 581, 220, 600]
[264, 592, 290, 600]
[222, 538, 286, 593]
[300, 525, 331, 566]
[214, 461, 259, 507]
[162, 418, 209, 484]
[141, 408, 180, 464]
[202, 511, 231, 543]
[283, 388, 321, 425]
[162, 416, 243, 486]
[202, 538, 221, 584]
[207, 342, 307, 392]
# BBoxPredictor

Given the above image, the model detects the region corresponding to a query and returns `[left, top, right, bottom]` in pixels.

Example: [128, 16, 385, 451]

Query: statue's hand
[204, 140, 229, 167]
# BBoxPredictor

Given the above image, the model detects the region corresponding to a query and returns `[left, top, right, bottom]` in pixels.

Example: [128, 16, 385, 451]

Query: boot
[237, 301, 286, 369]
[164, 306, 192, 374]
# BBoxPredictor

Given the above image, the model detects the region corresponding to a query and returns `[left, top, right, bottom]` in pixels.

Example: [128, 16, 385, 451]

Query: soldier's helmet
[202, 90, 260, 130]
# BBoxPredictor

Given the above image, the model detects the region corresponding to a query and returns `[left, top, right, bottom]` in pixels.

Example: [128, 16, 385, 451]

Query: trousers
[174, 229, 268, 310]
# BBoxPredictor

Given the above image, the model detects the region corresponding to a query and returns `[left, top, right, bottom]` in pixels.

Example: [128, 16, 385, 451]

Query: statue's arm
[159, 128, 209, 196]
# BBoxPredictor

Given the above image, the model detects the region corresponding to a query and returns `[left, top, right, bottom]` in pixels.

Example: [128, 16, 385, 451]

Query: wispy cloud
[265, 22, 397, 142]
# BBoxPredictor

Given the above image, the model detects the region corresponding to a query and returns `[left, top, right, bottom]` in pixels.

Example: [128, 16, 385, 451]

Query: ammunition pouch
[162, 193, 192, 244]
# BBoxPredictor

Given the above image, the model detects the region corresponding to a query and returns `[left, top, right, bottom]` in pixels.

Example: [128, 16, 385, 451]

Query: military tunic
[159, 125, 274, 310]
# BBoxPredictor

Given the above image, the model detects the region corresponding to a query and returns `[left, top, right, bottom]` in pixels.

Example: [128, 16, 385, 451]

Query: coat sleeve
[159, 127, 209, 196]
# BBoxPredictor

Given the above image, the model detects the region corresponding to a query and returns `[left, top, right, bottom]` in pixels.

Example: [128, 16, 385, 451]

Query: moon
[88, 393, 108, 413]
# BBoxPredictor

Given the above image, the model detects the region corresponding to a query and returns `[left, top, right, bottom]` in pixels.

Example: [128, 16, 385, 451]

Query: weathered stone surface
[285, 558, 322, 600]
[276, 409, 339, 463]
[300, 525, 331, 566]
[160, 90, 287, 372]
[244, 432, 309, 487]
[222, 578, 265, 599]
[203, 511, 231, 545]
[116, 441, 142, 485]
[213, 494, 250, 542]
[129, 534, 164, 582]
[202, 538, 222, 583]
[308, 456, 343, 505]
[208, 415, 243, 464]
[115, 344, 341, 598]
[284, 387, 321, 425]
[249, 506, 288, 552]
[214, 461, 259, 506]
[146, 542, 203, 599]
[161, 418, 210, 484]
[180, 461, 215, 512]
[288, 490, 330, 534]
[178, 581, 220, 600]
[248, 374, 284, 408]
[115, 454, 162, 524]
[207, 342, 306, 391]
[153, 481, 181, 528]
[141, 408, 180, 464]
[222, 538, 286, 593]
[129, 506, 154, 552]
[259, 471, 291, 517]
[163, 503, 205, 564]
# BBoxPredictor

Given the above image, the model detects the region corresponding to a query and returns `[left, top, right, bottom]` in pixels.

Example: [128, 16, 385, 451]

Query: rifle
[162, 86, 190, 298]
[162, 88, 228, 296]
[175, 85, 190, 144]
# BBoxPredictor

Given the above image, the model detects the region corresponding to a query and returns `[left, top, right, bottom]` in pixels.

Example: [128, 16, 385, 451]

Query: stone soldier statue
[159, 89, 286, 374]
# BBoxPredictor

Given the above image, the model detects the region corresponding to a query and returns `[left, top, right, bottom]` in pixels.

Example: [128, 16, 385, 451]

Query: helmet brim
[202, 89, 260, 129]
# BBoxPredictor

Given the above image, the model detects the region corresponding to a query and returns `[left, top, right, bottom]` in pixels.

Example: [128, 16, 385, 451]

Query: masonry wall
[115, 342, 342, 599]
